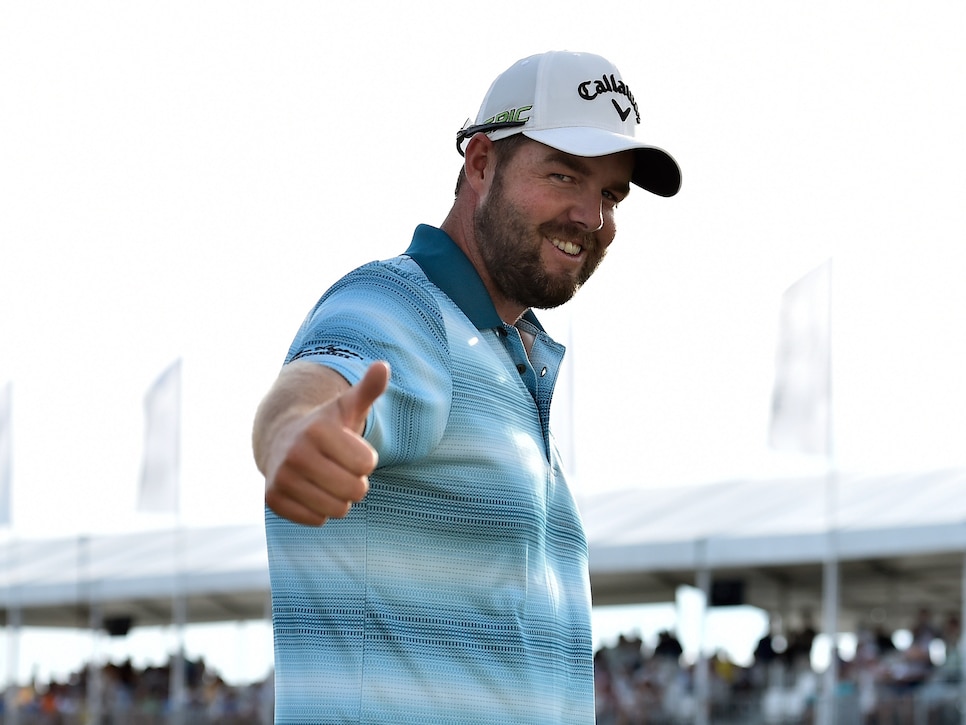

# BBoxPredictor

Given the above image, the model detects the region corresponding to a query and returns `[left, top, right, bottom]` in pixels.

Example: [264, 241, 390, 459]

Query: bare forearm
[252, 360, 351, 475]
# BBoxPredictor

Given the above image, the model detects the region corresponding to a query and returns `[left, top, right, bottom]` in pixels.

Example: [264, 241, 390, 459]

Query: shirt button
[516, 363, 526, 374]
[540, 367, 548, 377]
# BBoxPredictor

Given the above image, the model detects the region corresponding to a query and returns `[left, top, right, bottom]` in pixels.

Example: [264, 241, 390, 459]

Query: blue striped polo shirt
[265, 224, 593, 724]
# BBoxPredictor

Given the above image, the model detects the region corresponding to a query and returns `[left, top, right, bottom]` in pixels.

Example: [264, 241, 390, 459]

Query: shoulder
[320, 256, 443, 319]
[286, 255, 452, 372]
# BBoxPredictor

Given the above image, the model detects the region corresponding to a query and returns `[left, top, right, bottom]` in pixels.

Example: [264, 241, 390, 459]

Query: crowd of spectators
[2, 655, 272, 725]
[4, 608, 964, 724]
[594, 609, 964, 724]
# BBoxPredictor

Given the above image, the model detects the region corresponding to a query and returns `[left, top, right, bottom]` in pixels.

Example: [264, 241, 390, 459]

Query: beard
[473, 175, 607, 311]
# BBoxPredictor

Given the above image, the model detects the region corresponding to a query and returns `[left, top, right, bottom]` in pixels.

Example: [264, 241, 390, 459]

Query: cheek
[599, 211, 618, 247]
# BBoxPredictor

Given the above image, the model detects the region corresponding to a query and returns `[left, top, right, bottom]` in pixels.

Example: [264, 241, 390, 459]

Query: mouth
[549, 237, 584, 257]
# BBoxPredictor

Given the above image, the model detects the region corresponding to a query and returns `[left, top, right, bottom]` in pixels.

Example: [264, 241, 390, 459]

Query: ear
[462, 132, 496, 197]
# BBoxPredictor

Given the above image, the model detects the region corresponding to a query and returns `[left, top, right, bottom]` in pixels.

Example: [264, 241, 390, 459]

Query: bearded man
[253, 50, 681, 724]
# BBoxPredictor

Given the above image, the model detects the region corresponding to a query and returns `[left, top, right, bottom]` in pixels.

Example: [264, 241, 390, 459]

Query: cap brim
[523, 127, 681, 197]
[632, 147, 682, 198]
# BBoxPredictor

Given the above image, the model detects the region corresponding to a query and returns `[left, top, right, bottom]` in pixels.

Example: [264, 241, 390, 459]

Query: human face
[473, 139, 633, 313]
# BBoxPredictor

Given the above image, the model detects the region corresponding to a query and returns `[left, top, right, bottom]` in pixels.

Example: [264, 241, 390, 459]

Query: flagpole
[135, 358, 185, 724]
[1, 383, 19, 725]
[166, 360, 186, 725]
[769, 260, 837, 724]
[818, 259, 838, 725]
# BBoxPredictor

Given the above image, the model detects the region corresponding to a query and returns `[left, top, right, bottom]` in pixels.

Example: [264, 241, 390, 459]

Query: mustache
[537, 222, 597, 251]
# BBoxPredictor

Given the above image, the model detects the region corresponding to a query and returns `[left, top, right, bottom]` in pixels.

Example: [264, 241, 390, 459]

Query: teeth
[551, 238, 582, 256]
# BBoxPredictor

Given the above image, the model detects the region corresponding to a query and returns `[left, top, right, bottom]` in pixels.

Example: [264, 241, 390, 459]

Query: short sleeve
[285, 259, 453, 466]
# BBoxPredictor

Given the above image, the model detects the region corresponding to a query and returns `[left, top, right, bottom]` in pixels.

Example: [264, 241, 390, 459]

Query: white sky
[1, 0, 964, 685]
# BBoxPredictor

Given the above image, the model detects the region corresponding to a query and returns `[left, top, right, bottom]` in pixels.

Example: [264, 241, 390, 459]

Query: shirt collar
[405, 224, 544, 332]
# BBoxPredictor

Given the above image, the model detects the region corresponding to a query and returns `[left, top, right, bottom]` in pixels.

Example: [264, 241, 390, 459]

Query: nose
[569, 190, 604, 233]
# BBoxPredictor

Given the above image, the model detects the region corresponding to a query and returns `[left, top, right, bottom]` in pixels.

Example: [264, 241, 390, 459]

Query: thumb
[338, 361, 391, 432]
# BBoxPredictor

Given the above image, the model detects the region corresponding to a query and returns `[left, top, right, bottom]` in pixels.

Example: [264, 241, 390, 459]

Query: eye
[602, 189, 623, 207]
[551, 173, 575, 184]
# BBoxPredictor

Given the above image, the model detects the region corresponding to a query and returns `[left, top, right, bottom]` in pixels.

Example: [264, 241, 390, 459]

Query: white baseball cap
[457, 51, 681, 197]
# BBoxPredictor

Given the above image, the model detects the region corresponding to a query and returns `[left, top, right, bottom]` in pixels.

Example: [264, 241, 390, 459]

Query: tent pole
[776, 585, 789, 689]
[819, 554, 839, 725]
[87, 600, 103, 725]
[80, 535, 105, 725]
[695, 544, 711, 725]
[4, 537, 20, 725]
[817, 463, 840, 725]
[960, 551, 966, 725]
[170, 592, 187, 725]
[169, 526, 187, 725]
[5, 603, 21, 725]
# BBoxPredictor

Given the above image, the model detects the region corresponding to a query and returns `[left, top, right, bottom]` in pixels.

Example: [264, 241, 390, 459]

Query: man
[253, 50, 681, 724]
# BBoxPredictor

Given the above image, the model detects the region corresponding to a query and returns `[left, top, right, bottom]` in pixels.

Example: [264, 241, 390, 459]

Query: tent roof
[0, 524, 270, 629]
[2, 468, 964, 634]
[583, 468, 966, 630]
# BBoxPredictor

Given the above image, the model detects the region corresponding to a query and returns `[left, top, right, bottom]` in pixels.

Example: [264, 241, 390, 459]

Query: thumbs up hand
[257, 361, 391, 526]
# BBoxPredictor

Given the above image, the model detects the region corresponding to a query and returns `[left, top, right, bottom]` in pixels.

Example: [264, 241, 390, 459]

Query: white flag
[138, 360, 181, 513]
[0, 382, 12, 526]
[769, 261, 832, 456]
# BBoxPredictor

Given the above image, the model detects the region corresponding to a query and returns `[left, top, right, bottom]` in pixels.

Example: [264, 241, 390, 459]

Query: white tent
[3, 468, 965, 635]
[1, 524, 270, 630]
[583, 467, 966, 633]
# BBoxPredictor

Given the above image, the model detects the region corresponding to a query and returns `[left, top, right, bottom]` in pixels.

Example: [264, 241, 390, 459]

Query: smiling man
[253, 51, 681, 724]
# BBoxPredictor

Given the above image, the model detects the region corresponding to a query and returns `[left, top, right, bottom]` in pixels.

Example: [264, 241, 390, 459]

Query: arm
[253, 359, 390, 526]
